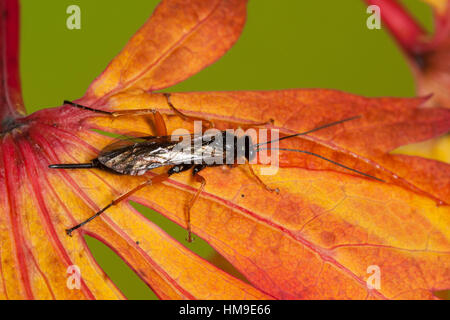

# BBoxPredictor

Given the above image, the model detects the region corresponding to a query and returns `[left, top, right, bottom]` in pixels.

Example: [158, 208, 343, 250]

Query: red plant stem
[365, 0, 427, 54]
[0, 0, 26, 130]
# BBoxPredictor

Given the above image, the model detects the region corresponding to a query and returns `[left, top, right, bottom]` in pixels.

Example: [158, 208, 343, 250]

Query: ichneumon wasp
[49, 93, 383, 242]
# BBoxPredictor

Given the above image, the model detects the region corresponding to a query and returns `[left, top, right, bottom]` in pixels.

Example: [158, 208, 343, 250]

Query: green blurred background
[19, 0, 433, 299]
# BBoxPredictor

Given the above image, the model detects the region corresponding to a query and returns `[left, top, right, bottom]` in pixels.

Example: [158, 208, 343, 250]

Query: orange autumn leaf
[83, 0, 247, 103]
[1, 0, 450, 301]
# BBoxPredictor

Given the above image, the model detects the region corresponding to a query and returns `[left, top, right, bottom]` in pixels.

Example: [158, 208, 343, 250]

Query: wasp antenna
[49, 163, 97, 169]
[257, 147, 384, 182]
[256, 115, 361, 147]
[63, 100, 112, 115]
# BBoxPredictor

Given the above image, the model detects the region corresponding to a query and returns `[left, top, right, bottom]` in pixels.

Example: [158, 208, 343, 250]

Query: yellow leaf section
[0, 132, 124, 299]
[393, 134, 450, 164]
[126, 163, 450, 299]
[41, 126, 271, 300]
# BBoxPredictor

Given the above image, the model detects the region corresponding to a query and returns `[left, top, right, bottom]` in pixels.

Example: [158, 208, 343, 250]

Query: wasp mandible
[49, 94, 382, 242]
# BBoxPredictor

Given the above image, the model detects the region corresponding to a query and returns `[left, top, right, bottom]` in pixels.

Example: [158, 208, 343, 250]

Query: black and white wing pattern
[98, 132, 227, 175]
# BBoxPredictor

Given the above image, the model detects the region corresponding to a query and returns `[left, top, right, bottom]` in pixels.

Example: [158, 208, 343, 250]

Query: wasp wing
[100, 134, 164, 153]
[97, 132, 225, 175]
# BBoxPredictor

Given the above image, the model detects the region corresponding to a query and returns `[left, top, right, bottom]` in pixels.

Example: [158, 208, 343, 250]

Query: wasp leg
[65, 172, 170, 236]
[233, 119, 275, 130]
[64, 100, 158, 117]
[152, 110, 168, 136]
[64, 100, 168, 136]
[164, 93, 275, 130]
[244, 161, 279, 194]
[163, 93, 215, 129]
[63, 100, 114, 115]
[65, 99, 272, 131]
[184, 164, 207, 243]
